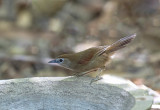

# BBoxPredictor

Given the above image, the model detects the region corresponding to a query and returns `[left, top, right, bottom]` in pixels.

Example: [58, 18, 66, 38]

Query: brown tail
[106, 34, 136, 53]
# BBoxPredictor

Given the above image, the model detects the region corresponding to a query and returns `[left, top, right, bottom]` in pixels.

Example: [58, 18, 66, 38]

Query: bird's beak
[48, 59, 57, 63]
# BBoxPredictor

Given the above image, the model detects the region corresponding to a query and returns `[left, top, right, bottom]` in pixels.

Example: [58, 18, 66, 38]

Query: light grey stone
[0, 76, 135, 110]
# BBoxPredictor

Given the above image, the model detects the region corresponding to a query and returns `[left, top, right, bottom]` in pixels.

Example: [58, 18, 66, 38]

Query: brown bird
[49, 34, 136, 83]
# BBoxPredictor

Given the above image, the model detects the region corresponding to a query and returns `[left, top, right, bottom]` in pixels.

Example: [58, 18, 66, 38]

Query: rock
[0, 76, 135, 110]
[100, 75, 153, 110]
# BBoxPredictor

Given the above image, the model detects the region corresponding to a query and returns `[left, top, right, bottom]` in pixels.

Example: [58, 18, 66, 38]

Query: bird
[48, 34, 136, 84]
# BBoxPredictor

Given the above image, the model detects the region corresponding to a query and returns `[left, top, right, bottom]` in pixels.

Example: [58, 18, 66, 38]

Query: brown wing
[77, 48, 99, 65]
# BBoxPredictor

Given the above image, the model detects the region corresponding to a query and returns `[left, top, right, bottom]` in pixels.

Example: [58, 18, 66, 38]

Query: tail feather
[106, 33, 136, 53]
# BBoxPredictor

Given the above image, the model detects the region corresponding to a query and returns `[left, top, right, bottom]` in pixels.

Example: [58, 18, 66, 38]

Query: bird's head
[48, 55, 73, 70]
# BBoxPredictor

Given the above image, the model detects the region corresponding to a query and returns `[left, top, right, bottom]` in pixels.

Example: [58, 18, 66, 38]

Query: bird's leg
[90, 68, 104, 85]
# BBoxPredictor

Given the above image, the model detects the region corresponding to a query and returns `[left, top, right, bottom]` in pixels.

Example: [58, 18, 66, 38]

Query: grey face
[48, 58, 72, 70]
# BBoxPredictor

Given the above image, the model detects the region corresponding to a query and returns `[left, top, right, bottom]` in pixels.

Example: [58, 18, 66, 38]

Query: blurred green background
[0, 0, 160, 93]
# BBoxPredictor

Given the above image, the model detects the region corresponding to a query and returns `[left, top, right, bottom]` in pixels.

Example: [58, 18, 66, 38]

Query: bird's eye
[59, 58, 64, 62]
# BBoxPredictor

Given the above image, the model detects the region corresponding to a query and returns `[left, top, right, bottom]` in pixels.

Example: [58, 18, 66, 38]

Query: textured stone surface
[0, 76, 135, 110]
[99, 75, 153, 110]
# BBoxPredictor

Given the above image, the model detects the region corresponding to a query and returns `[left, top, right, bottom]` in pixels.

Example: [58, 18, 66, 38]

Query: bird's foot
[90, 76, 103, 85]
